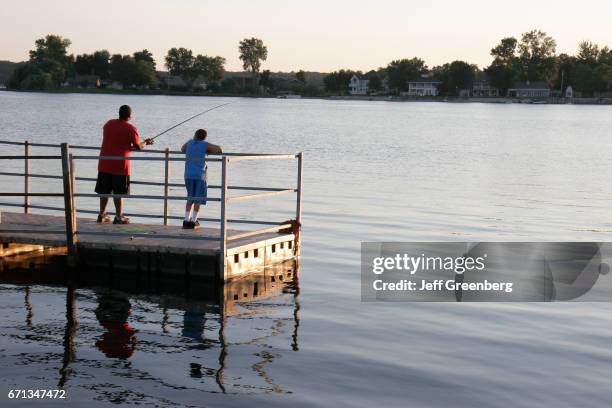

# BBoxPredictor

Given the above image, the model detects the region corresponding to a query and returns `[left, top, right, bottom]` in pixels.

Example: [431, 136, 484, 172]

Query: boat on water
[277, 91, 302, 99]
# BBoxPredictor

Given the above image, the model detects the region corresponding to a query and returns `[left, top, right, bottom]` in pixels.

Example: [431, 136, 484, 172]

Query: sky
[1, 0, 611, 72]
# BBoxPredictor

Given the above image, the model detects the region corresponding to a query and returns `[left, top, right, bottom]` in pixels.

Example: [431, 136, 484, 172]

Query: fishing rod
[148, 101, 235, 142]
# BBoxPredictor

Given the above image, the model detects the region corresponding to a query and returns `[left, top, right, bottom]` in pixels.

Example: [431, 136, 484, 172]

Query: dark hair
[119, 105, 132, 120]
[194, 129, 207, 140]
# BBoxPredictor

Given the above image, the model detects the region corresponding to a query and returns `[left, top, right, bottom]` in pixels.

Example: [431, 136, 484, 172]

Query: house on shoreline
[68, 74, 100, 88]
[508, 81, 550, 98]
[403, 77, 441, 97]
[471, 80, 499, 97]
[156, 72, 207, 91]
[348, 75, 369, 95]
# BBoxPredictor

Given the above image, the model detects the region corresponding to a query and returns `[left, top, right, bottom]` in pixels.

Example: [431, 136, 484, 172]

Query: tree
[577, 41, 599, 65]
[592, 64, 612, 94]
[323, 69, 359, 94]
[484, 63, 516, 96]
[598, 46, 612, 65]
[109, 54, 128, 86]
[75, 50, 110, 78]
[134, 60, 156, 88]
[29, 34, 72, 65]
[133, 49, 156, 69]
[574, 63, 596, 96]
[259, 69, 272, 90]
[485, 37, 521, 95]
[491, 37, 517, 63]
[517, 29, 557, 84]
[75, 54, 95, 75]
[552, 42, 612, 96]
[238, 38, 268, 76]
[448, 61, 476, 95]
[28, 34, 73, 85]
[92, 50, 110, 78]
[295, 70, 306, 84]
[432, 64, 451, 95]
[221, 78, 239, 93]
[165, 47, 194, 76]
[165, 48, 225, 89]
[109, 54, 155, 88]
[552, 53, 577, 94]
[365, 70, 382, 91]
[193, 55, 226, 83]
[385, 58, 427, 92]
[8, 62, 53, 90]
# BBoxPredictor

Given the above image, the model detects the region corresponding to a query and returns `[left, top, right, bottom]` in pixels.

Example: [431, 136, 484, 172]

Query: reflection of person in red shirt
[95, 293, 137, 359]
[95, 105, 153, 224]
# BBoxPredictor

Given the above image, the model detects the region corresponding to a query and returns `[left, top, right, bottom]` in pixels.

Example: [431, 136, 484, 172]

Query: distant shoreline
[2, 87, 611, 105]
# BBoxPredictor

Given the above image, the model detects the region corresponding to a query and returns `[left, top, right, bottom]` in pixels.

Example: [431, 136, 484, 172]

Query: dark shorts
[95, 172, 130, 195]
[185, 178, 207, 205]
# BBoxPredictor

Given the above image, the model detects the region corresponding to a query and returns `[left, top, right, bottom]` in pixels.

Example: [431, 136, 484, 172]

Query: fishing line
[149, 101, 235, 142]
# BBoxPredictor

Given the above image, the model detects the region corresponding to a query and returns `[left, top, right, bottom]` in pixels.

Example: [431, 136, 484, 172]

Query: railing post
[296, 152, 303, 226]
[219, 157, 229, 280]
[24, 140, 30, 213]
[69, 154, 77, 240]
[61, 143, 78, 265]
[163, 148, 170, 226]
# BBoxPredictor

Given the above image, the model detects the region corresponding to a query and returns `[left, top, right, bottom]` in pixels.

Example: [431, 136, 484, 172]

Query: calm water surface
[1, 91, 612, 407]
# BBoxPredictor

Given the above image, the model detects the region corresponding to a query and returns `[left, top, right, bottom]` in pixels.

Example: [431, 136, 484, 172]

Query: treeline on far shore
[3, 29, 612, 98]
[2, 35, 322, 96]
[325, 30, 612, 98]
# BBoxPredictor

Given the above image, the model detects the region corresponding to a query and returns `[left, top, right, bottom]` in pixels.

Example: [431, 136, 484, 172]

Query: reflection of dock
[0, 248, 299, 309]
[1, 254, 301, 397]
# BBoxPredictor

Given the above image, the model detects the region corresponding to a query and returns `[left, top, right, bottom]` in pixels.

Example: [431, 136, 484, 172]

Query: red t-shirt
[98, 119, 140, 176]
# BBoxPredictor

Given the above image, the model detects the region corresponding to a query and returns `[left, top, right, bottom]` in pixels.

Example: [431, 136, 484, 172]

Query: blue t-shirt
[184, 139, 208, 180]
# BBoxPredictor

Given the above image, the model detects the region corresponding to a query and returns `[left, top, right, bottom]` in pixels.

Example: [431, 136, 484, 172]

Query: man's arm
[181, 143, 187, 153]
[132, 139, 154, 150]
[131, 127, 153, 150]
[207, 143, 222, 154]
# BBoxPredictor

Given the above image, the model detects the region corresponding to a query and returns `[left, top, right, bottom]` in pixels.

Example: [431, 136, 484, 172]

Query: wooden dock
[0, 211, 297, 279]
[0, 140, 303, 280]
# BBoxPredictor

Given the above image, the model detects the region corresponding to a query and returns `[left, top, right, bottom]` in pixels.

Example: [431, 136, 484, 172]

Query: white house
[507, 81, 550, 98]
[404, 78, 441, 96]
[348, 75, 369, 95]
[472, 80, 499, 97]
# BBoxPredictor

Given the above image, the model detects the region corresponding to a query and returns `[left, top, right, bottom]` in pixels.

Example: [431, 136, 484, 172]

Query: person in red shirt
[95, 105, 153, 224]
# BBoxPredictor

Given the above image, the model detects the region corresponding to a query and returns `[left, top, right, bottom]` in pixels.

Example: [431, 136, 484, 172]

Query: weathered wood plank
[0, 211, 293, 257]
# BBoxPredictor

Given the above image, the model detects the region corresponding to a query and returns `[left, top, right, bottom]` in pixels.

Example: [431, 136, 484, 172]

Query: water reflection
[94, 291, 138, 359]
[0, 252, 300, 400]
[59, 285, 77, 388]
[24, 286, 33, 328]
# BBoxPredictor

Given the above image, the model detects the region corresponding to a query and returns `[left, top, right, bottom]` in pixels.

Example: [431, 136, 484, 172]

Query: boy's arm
[207, 143, 222, 154]
[181, 143, 187, 153]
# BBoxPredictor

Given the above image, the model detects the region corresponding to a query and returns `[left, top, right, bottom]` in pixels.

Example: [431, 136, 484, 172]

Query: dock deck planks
[0, 211, 294, 257]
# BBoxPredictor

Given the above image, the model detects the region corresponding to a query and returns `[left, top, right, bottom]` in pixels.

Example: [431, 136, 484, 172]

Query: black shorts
[95, 172, 130, 195]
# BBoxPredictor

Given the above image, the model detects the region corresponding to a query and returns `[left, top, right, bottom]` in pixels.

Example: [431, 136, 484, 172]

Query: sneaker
[182, 220, 194, 229]
[113, 215, 130, 225]
[97, 214, 111, 223]
[192, 220, 201, 229]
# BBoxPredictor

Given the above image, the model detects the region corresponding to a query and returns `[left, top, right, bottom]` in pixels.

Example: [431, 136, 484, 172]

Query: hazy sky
[1, 0, 611, 72]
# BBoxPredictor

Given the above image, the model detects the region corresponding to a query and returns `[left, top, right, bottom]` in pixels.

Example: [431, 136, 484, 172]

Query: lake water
[1, 91, 612, 407]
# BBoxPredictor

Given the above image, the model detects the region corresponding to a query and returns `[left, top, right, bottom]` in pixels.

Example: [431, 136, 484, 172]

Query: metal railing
[0, 140, 303, 276]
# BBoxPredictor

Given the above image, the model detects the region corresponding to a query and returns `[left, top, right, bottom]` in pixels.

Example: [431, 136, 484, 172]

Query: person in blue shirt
[181, 129, 222, 229]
